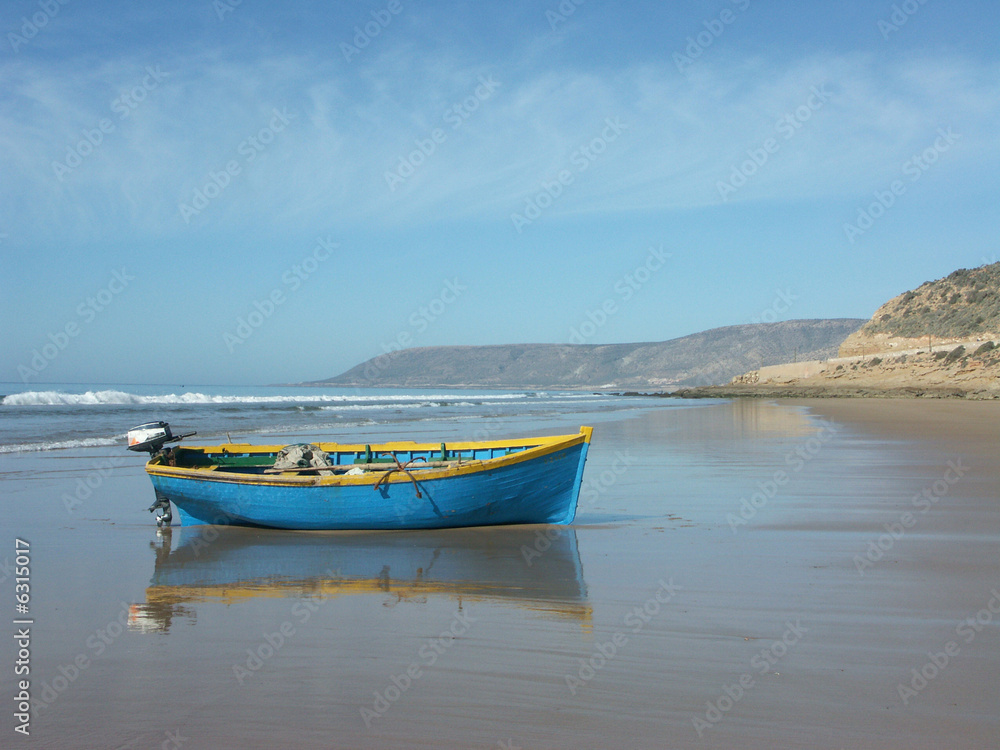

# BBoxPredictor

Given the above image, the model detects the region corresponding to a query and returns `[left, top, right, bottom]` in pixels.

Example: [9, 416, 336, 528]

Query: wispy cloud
[2, 45, 998, 245]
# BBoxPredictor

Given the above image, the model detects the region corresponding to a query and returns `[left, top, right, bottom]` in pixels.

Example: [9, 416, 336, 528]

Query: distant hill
[841, 263, 1000, 356]
[309, 319, 866, 389]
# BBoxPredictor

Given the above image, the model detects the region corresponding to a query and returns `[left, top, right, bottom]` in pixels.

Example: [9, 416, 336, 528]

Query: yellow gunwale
[145, 426, 593, 488]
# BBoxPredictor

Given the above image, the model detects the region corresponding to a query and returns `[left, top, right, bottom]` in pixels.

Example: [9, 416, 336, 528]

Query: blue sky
[1, 0, 998, 385]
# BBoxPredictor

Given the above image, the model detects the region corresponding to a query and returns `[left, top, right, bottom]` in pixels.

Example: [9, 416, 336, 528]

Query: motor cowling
[127, 421, 195, 455]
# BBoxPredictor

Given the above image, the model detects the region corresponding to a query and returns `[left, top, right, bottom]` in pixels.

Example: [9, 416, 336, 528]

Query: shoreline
[652, 383, 1000, 400]
[286, 381, 1000, 400]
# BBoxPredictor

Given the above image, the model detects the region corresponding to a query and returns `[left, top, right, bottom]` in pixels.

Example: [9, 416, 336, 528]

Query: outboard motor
[127, 421, 196, 455]
[127, 422, 195, 528]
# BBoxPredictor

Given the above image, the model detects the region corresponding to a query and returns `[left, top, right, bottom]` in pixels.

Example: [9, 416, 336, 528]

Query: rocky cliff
[840, 263, 1000, 357]
[708, 263, 1000, 398]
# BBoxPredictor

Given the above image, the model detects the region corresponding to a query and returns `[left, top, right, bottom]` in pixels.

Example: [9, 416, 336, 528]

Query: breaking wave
[0, 390, 537, 407]
[0, 436, 121, 454]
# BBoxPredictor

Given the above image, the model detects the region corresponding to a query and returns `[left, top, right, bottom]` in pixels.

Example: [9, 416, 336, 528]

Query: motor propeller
[147, 491, 173, 528]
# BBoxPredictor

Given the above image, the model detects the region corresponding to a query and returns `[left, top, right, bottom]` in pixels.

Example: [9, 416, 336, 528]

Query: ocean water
[3, 387, 998, 749]
[0, 382, 651, 455]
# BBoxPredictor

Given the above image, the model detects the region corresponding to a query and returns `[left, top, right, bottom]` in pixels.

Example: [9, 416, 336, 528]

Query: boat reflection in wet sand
[129, 525, 590, 632]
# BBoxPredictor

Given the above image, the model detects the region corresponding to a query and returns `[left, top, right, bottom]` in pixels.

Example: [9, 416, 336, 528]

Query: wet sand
[3, 399, 998, 748]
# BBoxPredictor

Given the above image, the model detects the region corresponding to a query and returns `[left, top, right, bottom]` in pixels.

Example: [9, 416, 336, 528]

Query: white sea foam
[0, 390, 540, 407]
[318, 403, 427, 412]
[0, 436, 120, 454]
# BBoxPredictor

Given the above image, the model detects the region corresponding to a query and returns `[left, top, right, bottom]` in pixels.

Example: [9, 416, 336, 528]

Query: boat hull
[146, 428, 591, 530]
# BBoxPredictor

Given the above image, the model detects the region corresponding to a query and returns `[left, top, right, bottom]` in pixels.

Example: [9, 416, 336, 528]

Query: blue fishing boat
[127, 423, 593, 530]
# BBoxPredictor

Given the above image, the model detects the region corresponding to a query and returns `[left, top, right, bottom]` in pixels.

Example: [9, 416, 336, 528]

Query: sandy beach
[4, 397, 998, 749]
